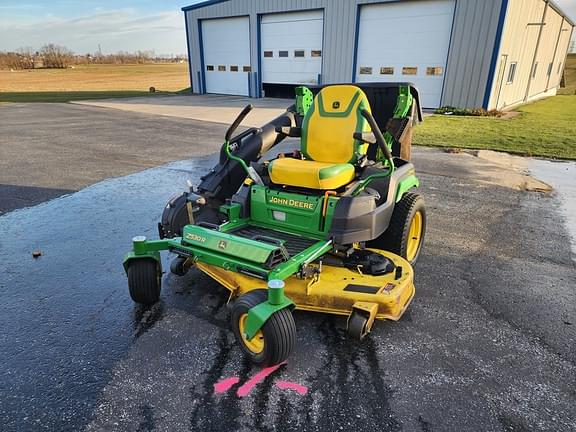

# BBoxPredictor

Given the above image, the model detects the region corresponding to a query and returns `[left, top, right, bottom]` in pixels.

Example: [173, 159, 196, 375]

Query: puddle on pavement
[529, 158, 576, 259]
[0, 155, 215, 431]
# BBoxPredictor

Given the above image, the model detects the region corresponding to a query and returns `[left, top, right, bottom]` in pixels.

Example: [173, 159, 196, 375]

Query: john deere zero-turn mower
[124, 83, 425, 366]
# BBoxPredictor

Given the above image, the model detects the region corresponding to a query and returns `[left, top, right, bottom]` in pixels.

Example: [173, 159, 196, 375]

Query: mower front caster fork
[231, 281, 296, 366]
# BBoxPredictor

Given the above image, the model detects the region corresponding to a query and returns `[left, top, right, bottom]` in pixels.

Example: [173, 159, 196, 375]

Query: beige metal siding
[184, 0, 504, 107]
[486, 0, 575, 110]
[550, 20, 574, 89]
[491, 0, 547, 109]
[527, 6, 563, 96]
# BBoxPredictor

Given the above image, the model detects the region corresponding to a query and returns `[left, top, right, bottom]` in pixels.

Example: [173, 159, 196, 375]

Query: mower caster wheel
[127, 259, 161, 305]
[231, 289, 296, 366]
[347, 311, 370, 340]
[170, 256, 189, 276]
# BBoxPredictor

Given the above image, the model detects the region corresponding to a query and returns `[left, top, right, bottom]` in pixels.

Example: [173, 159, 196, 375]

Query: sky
[0, 0, 574, 55]
[0, 0, 204, 55]
[556, 0, 576, 51]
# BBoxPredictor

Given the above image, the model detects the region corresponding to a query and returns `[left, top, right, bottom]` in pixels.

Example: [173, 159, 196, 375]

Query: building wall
[183, 0, 520, 108]
[553, 19, 575, 87]
[486, 0, 575, 110]
[529, 5, 563, 96]
[441, 0, 503, 108]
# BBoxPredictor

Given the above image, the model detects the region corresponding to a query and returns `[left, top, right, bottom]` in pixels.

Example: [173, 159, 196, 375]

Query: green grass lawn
[0, 91, 167, 103]
[414, 95, 576, 160]
[0, 89, 190, 103]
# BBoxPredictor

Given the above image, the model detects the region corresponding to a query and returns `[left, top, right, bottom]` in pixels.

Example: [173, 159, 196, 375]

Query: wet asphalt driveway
[0, 103, 575, 432]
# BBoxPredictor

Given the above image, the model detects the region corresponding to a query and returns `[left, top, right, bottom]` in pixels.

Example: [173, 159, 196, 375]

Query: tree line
[0, 44, 187, 70]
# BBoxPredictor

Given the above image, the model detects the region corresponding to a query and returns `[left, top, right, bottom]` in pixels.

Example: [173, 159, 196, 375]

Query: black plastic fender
[329, 162, 417, 245]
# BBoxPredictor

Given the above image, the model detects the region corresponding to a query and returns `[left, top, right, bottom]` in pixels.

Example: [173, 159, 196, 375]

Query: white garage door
[355, 0, 455, 108]
[202, 17, 251, 96]
[261, 11, 324, 85]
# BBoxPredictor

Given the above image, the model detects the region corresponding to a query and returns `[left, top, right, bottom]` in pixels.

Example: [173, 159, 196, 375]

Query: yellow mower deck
[196, 248, 414, 322]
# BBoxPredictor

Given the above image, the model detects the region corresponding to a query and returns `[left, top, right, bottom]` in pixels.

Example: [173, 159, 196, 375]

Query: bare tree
[40, 44, 73, 68]
[1, 44, 186, 70]
[0, 47, 36, 70]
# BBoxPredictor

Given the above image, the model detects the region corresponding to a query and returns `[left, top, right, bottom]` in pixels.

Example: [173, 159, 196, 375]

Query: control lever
[359, 109, 395, 169]
[223, 105, 264, 186]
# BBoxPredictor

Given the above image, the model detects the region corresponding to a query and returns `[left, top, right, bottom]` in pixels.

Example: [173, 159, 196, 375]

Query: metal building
[182, 0, 574, 110]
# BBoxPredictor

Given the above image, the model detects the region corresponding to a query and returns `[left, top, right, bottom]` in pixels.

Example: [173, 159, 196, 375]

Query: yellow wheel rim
[239, 313, 265, 354]
[406, 211, 423, 262]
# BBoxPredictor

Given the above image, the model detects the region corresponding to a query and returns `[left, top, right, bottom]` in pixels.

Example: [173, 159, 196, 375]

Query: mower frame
[124, 83, 425, 365]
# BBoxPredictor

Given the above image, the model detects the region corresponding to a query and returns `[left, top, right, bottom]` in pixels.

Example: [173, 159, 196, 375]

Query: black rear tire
[231, 289, 296, 366]
[127, 259, 161, 305]
[160, 192, 221, 238]
[368, 192, 426, 265]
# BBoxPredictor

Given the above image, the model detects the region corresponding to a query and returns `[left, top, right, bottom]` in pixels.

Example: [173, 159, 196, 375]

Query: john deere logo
[218, 240, 228, 250]
[332, 101, 340, 109]
[269, 196, 315, 210]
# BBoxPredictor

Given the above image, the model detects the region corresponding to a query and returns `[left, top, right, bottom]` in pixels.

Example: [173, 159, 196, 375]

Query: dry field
[0, 63, 190, 102]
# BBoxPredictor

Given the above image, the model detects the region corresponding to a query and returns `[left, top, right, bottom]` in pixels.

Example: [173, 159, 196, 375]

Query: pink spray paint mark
[214, 377, 240, 394]
[236, 362, 286, 397]
[275, 380, 308, 395]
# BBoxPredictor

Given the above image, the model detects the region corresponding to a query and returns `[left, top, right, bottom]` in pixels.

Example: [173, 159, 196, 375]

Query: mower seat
[268, 85, 372, 190]
[268, 158, 355, 190]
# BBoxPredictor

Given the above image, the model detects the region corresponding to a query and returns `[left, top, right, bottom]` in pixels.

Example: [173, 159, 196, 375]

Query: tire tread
[231, 289, 296, 366]
[368, 192, 426, 264]
[127, 259, 161, 304]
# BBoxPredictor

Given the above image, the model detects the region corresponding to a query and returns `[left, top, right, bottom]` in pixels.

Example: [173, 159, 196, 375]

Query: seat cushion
[301, 85, 372, 164]
[268, 158, 355, 190]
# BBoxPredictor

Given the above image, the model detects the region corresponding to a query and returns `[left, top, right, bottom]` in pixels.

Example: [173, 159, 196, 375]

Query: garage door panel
[358, 42, 448, 64]
[262, 10, 322, 24]
[355, 0, 455, 108]
[202, 17, 250, 96]
[361, 14, 451, 30]
[264, 72, 320, 83]
[360, 1, 454, 20]
[261, 10, 323, 85]
[266, 60, 321, 73]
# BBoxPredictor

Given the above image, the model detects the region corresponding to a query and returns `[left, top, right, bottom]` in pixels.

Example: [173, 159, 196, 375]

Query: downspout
[524, 1, 549, 102]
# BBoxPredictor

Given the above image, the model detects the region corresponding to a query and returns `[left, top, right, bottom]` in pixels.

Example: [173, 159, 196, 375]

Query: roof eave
[181, 0, 231, 12]
[547, 0, 575, 27]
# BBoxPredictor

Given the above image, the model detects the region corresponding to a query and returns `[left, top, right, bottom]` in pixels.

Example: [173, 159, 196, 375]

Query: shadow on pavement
[0, 184, 75, 214]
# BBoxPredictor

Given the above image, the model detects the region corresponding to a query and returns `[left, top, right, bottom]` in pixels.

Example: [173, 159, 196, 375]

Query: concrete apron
[473, 149, 576, 259]
[529, 158, 576, 260]
[73, 94, 292, 128]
